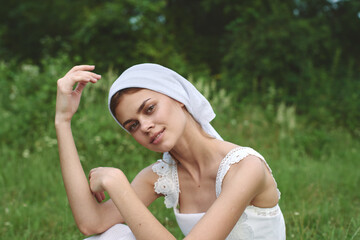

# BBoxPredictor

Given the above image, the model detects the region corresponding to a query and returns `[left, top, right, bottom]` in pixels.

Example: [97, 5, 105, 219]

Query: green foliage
[71, 0, 172, 70]
[218, 0, 359, 136]
[1, 58, 359, 239]
[223, 1, 330, 94]
[0, 56, 70, 148]
[1, 1, 359, 133]
[0, 0, 186, 72]
[0, 0, 87, 61]
[1, 0, 360, 238]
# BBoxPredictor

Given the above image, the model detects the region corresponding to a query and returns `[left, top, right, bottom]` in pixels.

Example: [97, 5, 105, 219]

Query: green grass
[1, 60, 359, 239]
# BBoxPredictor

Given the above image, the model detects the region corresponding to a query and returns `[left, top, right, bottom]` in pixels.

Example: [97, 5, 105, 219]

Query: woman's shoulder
[133, 162, 162, 186]
[215, 144, 267, 188]
[219, 142, 265, 163]
[135, 158, 177, 189]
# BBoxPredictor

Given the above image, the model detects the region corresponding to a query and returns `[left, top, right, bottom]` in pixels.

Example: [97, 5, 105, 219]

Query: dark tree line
[1, 0, 359, 134]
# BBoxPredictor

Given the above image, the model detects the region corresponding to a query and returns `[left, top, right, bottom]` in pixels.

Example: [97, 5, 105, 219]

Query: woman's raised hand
[55, 65, 101, 124]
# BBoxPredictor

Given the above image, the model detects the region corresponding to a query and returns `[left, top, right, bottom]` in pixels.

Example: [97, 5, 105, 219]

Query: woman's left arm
[89, 167, 176, 240]
[184, 155, 267, 240]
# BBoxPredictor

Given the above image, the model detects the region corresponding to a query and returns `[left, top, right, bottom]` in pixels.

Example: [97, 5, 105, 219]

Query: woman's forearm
[56, 121, 104, 234]
[104, 172, 176, 240]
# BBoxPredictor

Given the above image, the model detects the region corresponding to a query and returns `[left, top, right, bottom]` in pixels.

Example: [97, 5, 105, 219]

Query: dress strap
[152, 152, 180, 208]
[215, 147, 280, 199]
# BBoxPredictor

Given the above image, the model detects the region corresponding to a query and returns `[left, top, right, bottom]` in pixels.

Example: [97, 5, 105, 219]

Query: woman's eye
[146, 105, 155, 113]
[129, 121, 139, 131]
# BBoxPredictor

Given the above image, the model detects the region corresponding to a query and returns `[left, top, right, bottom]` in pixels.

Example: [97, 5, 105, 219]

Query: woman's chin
[147, 142, 174, 153]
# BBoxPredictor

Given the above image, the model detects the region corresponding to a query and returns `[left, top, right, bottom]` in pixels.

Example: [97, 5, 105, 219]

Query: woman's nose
[140, 118, 154, 133]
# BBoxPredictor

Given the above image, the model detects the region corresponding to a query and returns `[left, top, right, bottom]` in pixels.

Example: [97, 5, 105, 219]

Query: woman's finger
[94, 192, 104, 203]
[74, 82, 87, 95]
[88, 168, 97, 179]
[100, 192, 105, 201]
[68, 65, 95, 74]
[58, 71, 101, 94]
[95, 192, 106, 202]
[69, 71, 101, 84]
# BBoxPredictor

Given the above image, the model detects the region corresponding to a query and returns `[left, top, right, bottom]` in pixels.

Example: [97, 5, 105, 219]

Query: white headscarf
[108, 63, 223, 141]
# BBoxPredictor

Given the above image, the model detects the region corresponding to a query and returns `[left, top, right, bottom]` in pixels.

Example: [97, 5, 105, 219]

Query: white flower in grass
[22, 149, 30, 158]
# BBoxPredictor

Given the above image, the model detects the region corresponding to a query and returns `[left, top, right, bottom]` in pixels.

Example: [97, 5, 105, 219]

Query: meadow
[1, 59, 359, 240]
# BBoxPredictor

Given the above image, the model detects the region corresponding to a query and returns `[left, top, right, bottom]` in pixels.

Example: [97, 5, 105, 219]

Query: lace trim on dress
[153, 147, 280, 209]
[215, 147, 280, 199]
[152, 152, 179, 208]
[246, 205, 280, 217]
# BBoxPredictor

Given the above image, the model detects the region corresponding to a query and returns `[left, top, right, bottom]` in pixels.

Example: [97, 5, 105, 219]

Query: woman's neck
[169, 116, 235, 182]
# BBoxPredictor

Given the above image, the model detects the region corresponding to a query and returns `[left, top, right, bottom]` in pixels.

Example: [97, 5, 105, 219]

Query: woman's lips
[151, 129, 165, 144]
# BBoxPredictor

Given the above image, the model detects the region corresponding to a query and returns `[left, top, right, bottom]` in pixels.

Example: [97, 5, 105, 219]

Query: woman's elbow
[77, 222, 101, 236]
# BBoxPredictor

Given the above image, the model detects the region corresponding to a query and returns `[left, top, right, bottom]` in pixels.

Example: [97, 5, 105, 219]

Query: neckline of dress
[174, 146, 244, 215]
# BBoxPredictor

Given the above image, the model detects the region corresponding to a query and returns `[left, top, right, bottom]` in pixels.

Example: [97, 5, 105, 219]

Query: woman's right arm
[55, 65, 159, 235]
[56, 65, 109, 235]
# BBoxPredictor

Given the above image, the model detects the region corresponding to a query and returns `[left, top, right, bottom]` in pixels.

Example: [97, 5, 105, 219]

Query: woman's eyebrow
[122, 98, 152, 127]
[137, 98, 151, 113]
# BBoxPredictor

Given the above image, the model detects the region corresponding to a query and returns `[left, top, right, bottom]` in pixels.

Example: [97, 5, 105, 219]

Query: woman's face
[115, 89, 187, 152]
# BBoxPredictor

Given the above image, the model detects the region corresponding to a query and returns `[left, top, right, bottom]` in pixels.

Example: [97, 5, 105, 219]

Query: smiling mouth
[150, 129, 165, 144]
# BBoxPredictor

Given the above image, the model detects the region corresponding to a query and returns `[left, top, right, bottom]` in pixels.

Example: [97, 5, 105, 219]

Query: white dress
[152, 147, 286, 239]
[86, 147, 286, 240]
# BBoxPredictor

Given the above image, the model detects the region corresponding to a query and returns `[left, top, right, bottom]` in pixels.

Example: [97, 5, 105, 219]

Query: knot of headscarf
[108, 63, 223, 140]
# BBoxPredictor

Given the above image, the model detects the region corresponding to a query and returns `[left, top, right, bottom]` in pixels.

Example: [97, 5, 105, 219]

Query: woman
[55, 64, 286, 240]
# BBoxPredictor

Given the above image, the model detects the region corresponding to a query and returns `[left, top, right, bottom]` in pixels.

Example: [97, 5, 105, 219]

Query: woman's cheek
[133, 133, 146, 146]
